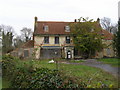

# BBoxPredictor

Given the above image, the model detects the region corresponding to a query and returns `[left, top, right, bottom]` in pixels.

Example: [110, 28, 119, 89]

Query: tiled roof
[10, 40, 34, 53]
[34, 20, 113, 40]
[99, 30, 113, 40]
[21, 40, 34, 48]
[34, 20, 102, 35]
[34, 21, 77, 35]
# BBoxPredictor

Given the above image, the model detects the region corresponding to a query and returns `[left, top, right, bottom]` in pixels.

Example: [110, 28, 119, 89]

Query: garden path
[60, 59, 120, 79]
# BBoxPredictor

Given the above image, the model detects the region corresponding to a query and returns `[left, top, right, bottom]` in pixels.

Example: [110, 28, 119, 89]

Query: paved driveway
[60, 59, 120, 78]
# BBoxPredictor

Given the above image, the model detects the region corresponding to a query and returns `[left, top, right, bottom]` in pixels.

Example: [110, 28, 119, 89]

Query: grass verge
[97, 58, 120, 67]
[68, 59, 84, 63]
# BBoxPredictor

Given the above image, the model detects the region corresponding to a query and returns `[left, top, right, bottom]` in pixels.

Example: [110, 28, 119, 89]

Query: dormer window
[43, 25, 49, 32]
[65, 26, 70, 32]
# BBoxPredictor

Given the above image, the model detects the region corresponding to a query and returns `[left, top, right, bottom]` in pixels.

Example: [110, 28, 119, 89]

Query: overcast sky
[0, 0, 119, 35]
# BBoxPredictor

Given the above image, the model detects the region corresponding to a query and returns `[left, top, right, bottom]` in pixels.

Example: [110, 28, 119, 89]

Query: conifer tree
[113, 18, 120, 58]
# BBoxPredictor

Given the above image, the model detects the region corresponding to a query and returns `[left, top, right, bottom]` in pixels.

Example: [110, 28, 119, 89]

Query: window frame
[66, 36, 70, 44]
[24, 50, 29, 57]
[55, 36, 59, 44]
[44, 36, 49, 44]
[43, 25, 49, 32]
[65, 25, 70, 32]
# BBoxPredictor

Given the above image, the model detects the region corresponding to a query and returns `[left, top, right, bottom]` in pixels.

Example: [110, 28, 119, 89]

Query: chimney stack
[35, 16, 38, 23]
[74, 19, 77, 22]
[34, 16, 38, 34]
[97, 18, 100, 22]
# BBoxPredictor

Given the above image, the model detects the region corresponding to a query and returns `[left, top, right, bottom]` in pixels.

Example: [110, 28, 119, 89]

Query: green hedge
[11, 68, 86, 88]
[2, 55, 17, 77]
[2, 55, 114, 88]
[2, 55, 86, 88]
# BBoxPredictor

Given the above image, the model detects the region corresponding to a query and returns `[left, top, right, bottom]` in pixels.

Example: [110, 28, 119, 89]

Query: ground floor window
[40, 48, 61, 59]
[24, 50, 29, 57]
[74, 48, 78, 56]
[106, 48, 111, 56]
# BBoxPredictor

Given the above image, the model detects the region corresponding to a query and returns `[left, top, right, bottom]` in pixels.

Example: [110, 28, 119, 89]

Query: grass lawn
[2, 59, 119, 88]
[28, 59, 118, 88]
[68, 59, 84, 63]
[97, 58, 120, 67]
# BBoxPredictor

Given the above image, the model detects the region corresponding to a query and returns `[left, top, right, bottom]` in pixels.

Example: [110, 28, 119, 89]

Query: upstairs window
[55, 36, 59, 44]
[43, 25, 49, 32]
[65, 26, 70, 32]
[44, 36, 49, 44]
[66, 36, 70, 44]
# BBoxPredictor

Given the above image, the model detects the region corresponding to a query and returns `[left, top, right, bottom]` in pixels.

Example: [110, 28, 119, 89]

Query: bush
[2, 55, 34, 79]
[2, 55, 86, 88]
[11, 68, 86, 88]
[2, 55, 114, 88]
[2, 55, 18, 77]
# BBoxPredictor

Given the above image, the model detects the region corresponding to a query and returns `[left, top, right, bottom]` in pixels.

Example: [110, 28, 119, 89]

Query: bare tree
[20, 27, 33, 42]
[111, 24, 118, 34]
[13, 36, 24, 48]
[101, 17, 112, 32]
[101, 17, 117, 33]
[0, 24, 14, 34]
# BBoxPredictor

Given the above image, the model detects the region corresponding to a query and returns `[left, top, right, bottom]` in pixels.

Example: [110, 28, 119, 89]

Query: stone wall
[34, 36, 73, 46]
[34, 35, 74, 59]
[34, 36, 115, 59]
[95, 40, 115, 58]
[10, 48, 34, 59]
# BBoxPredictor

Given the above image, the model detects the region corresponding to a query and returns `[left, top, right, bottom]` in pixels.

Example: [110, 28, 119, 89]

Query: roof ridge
[21, 40, 34, 48]
[36, 21, 98, 23]
[37, 21, 76, 23]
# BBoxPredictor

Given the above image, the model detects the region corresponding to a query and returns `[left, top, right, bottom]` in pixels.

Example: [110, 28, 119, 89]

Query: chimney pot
[35, 16, 38, 22]
[97, 18, 100, 22]
[34, 16, 38, 33]
[74, 19, 77, 22]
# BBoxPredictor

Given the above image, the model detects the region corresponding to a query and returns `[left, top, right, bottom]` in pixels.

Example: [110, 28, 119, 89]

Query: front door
[67, 51, 71, 59]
